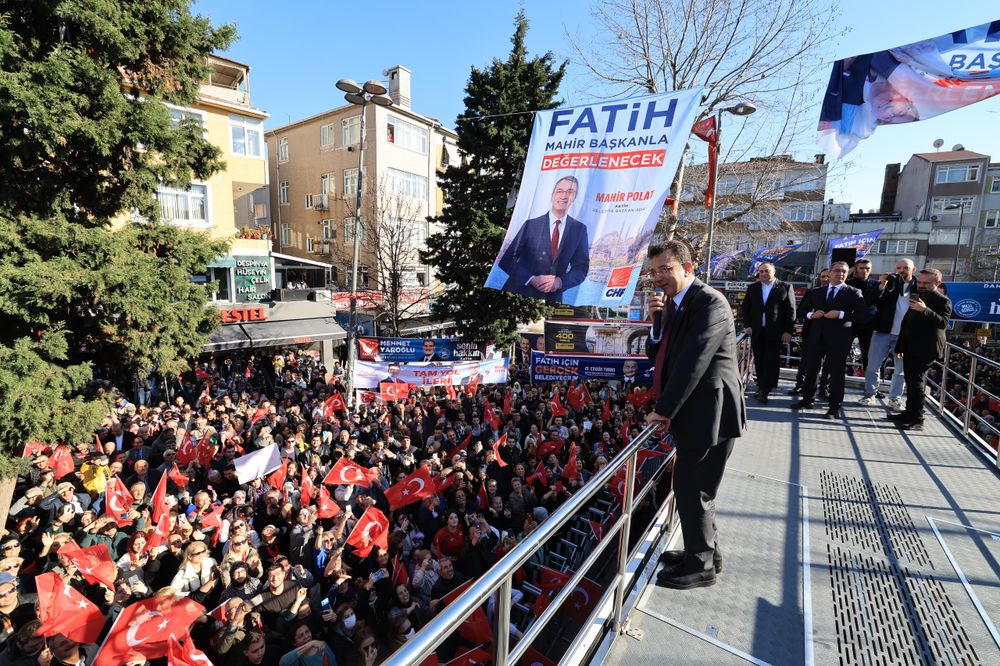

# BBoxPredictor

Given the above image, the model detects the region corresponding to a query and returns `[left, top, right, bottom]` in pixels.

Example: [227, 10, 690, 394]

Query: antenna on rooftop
[952, 143, 964, 151]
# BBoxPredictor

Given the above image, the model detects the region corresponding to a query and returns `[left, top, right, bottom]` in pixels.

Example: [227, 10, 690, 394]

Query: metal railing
[925, 342, 1000, 468]
[385, 331, 755, 666]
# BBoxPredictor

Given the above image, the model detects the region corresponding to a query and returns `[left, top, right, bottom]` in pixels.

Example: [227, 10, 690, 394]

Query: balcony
[821, 219, 932, 235]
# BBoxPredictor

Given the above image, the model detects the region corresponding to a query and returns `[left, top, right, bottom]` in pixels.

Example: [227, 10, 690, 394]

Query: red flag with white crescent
[168, 463, 189, 489]
[602, 399, 611, 423]
[446, 384, 457, 400]
[316, 486, 341, 519]
[105, 476, 135, 527]
[562, 444, 580, 481]
[502, 389, 512, 415]
[550, 392, 567, 417]
[384, 466, 435, 510]
[267, 459, 288, 491]
[36, 572, 105, 644]
[177, 431, 197, 465]
[434, 473, 457, 494]
[150, 470, 169, 525]
[300, 470, 315, 507]
[195, 435, 215, 467]
[447, 431, 472, 459]
[167, 634, 213, 666]
[93, 595, 205, 666]
[323, 392, 347, 419]
[323, 457, 378, 487]
[491, 433, 509, 467]
[143, 512, 172, 554]
[345, 507, 389, 557]
[22, 440, 47, 458]
[380, 381, 411, 402]
[47, 444, 75, 479]
[57, 539, 117, 589]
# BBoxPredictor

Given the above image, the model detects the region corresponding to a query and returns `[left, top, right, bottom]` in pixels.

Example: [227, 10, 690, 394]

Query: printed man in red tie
[498, 175, 590, 303]
[645, 241, 746, 590]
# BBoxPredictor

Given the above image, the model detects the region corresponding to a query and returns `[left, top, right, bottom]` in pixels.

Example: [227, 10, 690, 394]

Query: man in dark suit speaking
[741, 262, 796, 404]
[645, 241, 746, 590]
[498, 176, 590, 302]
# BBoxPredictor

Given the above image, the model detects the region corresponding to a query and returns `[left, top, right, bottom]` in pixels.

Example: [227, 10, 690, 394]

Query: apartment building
[819, 211, 931, 275]
[890, 150, 990, 280]
[264, 66, 459, 322]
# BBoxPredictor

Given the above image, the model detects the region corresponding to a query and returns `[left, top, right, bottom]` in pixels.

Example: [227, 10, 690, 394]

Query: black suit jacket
[802, 283, 863, 347]
[896, 289, 952, 360]
[872, 275, 914, 333]
[499, 213, 590, 301]
[741, 280, 796, 334]
[647, 280, 746, 451]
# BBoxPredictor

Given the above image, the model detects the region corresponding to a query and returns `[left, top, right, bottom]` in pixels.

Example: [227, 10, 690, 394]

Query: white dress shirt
[759, 280, 774, 327]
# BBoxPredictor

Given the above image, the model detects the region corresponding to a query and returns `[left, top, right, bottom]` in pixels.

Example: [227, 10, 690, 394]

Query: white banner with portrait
[351, 358, 509, 389]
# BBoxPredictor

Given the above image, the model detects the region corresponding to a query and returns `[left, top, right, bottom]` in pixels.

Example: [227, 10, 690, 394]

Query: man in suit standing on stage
[791, 261, 863, 419]
[889, 268, 952, 431]
[741, 262, 796, 404]
[498, 176, 590, 302]
[645, 241, 746, 590]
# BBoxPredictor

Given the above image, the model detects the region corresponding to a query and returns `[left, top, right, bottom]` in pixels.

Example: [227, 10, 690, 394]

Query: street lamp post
[945, 201, 970, 282]
[336, 77, 392, 406]
[703, 101, 756, 285]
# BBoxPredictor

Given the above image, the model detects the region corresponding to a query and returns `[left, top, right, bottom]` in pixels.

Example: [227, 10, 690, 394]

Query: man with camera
[889, 268, 952, 430]
[858, 259, 914, 408]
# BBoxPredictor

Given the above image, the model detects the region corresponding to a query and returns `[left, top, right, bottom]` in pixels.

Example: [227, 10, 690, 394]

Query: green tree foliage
[0, 1, 235, 449]
[422, 10, 566, 345]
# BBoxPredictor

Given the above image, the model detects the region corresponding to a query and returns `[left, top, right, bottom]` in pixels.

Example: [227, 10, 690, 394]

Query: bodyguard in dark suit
[498, 176, 590, 302]
[791, 261, 863, 418]
[889, 268, 952, 430]
[645, 242, 746, 590]
[846, 258, 879, 371]
[792, 268, 831, 395]
[741, 262, 796, 403]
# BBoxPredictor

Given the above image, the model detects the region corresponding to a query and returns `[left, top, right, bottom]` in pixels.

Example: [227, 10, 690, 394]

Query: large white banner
[234, 443, 282, 484]
[351, 358, 509, 389]
[485, 89, 704, 307]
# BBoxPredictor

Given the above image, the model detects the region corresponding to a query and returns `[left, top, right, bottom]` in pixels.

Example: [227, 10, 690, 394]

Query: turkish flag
[47, 444, 74, 479]
[150, 470, 169, 525]
[244, 363, 252, 379]
[22, 440, 47, 458]
[380, 381, 411, 402]
[105, 476, 135, 527]
[167, 634, 212, 666]
[391, 555, 410, 588]
[323, 392, 347, 419]
[526, 461, 548, 488]
[177, 431, 197, 465]
[536, 439, 563, 460]
[143, 512, 172, 554]
[564, 577, 602, 624]
[483, 402, 500, 431]
[627, 390, 653, 410]
[602, 399, 611, 423]
[620, 417, 631, 445]
[562, 444, 580, 481]
[207, 601, 227, 623]
[93, 595, 205, 666]
[443, 646, 492, 666]
[447, 431, 472, 460]
[58, 539, 117, 589]
[567, 384, 588, 411]
[439, 580, 494, 646]
[194, 367, 212, 382]
[692, 115, 718, 209]
[36, 572, 105, 644]
[434, 473, 457, 494]
[476, 482, 488, 510]
[502, 389, 512, 415]
[491, 433, 509, 467]
[360, 390, 378, 404]
[316, 486, 341, 519]
[550, 393, 567, 417]
[533, 565, 573, 615]
[195, 435, 215, 467]
[385, 466, 435, 510]
[249, 406, 268, 428]
[300, 470, 315, 507]
[446, 383, 457, 400]
[200, 504, 223, 546]
[267, 459, 288, 491]
[168, 463, 189, 489]
[589, 520, 604, 542]
[465, 373, 480, 394]
[323, 457, 378, 487]
[346, 507, 389, 557]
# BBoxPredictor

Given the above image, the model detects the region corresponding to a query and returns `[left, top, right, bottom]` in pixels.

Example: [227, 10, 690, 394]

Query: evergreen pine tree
[422, 10, 566, 344]
[0, 1, 235, 455]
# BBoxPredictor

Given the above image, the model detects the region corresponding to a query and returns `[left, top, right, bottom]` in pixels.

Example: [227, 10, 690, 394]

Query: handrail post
[612, 447, 638, 633]
[963, 356, 977, 437]
[938, 344, 950, 415]
[493, 577, 512, 665]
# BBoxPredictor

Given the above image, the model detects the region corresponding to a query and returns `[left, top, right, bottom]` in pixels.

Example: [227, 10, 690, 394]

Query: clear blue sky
[193, 1, 1000, 212]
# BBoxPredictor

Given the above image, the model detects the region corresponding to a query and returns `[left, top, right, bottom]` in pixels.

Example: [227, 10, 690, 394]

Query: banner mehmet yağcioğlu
[485, 89, 705, 307]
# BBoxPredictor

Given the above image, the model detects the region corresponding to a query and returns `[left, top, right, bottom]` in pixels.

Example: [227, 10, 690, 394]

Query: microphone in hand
[652, 288, 665, 339]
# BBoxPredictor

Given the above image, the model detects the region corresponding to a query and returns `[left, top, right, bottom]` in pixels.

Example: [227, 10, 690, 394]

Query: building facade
[264, 66, 459, 328]
[971, 163, 1000, 280]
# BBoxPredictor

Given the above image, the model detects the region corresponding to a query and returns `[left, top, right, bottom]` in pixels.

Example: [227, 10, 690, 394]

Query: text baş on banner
[485, 90, 705, 307]
[530, 351, 653, 384]
[817, 21, 1000, 160]
[828, 229, 883, 262]
[944, 282, 1000, 324]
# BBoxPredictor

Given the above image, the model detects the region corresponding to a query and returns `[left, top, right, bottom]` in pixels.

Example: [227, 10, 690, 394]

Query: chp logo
[954, 299, 982, 319]
[604, 266, 634, 299]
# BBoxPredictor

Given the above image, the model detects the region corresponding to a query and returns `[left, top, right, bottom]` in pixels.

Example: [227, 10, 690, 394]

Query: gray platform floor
[603, 383, 1000, 666]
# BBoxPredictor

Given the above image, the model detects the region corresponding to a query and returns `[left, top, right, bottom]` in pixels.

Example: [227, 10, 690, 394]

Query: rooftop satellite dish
[953, 143, 965, 151]
[932, 138, 944, 150]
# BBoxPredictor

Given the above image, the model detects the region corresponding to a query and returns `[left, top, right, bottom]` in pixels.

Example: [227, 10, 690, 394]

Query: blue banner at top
[829, 229, 883, 261]
[944, 282, 1000, 324]
[747, 244, 803, 277]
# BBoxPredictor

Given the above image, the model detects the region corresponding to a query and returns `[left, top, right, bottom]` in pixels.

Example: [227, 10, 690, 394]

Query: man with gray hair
[859, 258, 916, 409]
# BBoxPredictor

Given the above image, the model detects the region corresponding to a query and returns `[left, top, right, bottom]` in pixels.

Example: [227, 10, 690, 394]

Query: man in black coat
[792, 268, 831, 395]
[791, 261, 863, 419]
[645, 241, 746, 590]
[846, 258, 879, 372]
[890, 268, 952, 430]
[741, 262, 796, 403]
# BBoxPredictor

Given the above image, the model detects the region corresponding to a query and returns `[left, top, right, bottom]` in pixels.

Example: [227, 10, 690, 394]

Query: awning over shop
[205, 318, 346, 352]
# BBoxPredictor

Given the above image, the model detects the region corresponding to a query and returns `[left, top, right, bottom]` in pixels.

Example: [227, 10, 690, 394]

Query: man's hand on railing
[646, 412, 670, 429]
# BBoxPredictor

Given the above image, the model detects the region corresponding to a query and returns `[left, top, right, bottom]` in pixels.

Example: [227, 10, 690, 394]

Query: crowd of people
[4, 349, 671, 666]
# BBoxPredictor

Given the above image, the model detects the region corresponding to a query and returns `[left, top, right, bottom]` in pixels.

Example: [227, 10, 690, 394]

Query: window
[931, 196, 976, 214]
[344, 216, 367, 243]
[156, 184, 208, 226]
[415, 270, 427, 287]
[280, 224, 292, 247]
[991, 178, 1000, 194]
[306, 236, 316, 253]
[277, 137, 288, 162]
[935, 164, 980, 184]
[229, 114, 263, 157]
[169, 108, 205, 130]
[387, 115, 428, 154]
[321, 219, 337, 241]
[320, 124, 335, 148]
[359, 267, 370, 288]
[304, 193, 314, 209]
[784, 202, 820, 222]
[387, 168, 428, 199]
[985, 210, 1000, 229]
[344, 168, 366, 196]
[873, 239, 918, 254]
[342, 116, 361, 145]
[279, 181, 289, 205]
[720, 175, 737, 195]
[209, 266, 231, 302]
[320, 173, 335, 195]
[929, 228, 972, 245]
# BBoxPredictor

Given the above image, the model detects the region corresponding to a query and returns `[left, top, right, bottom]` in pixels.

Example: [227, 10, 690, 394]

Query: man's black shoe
[754, 391, 769, 405]
[823, 406, 841, 420]
[818, 388, 830, 400]
[656, 565, 716, 590]
[790, 400, 814, 410]
[788, 387, 801, 396]
[875, 390, 886, 399]
[658, 550, 723, 574]
[898, 421, 924, 431]
[887, 412, 911, 421]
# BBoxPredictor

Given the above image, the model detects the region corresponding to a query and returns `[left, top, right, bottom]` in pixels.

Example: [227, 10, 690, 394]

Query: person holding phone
[859, 258, 915, 408]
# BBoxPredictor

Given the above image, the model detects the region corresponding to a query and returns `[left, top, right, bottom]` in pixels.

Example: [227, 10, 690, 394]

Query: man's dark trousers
[901, 355, 935, 423]
[751, 327, 783, 395]
[673, 438, 735, 570]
